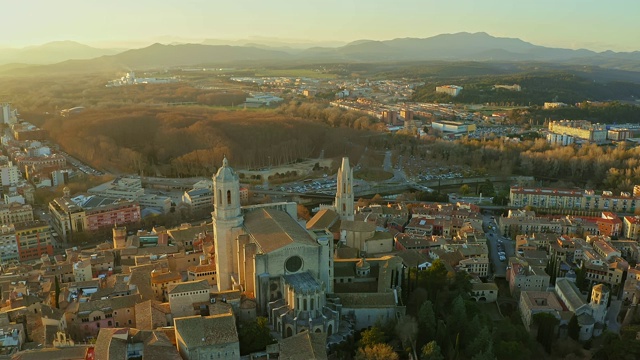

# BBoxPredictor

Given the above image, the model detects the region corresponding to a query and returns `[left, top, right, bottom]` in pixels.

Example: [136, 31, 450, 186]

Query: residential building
[597, 212, 622, 237]
[49, 190, 140, 242]
[167, 280, 210, 319]
[507, 258, 550, 299]
[73, 260, 92, 282]
[151, 268, 183, 302]
[94, 328, 182, 360]
[0, 203, 33, 226]
[509, 186, 640, 213]
[458, 257, 490, 277]
[182, 188, 213, 213]
[470, 282, 499, 303]
[519, 291, 563, 330]
[548, 120, 607, 143]
[68, 294, 140, 340]
[0, 162, 21, 186]
[623, 216, 640, 240]
[15, 221, 53, 261]
[187, 257, 217, 286]
[174, 313, 240, 360]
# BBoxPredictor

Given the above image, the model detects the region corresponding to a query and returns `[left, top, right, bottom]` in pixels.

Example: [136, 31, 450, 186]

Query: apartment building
[50, 192, 140, 242]
[0, 203, 33, 226]
[548, 120, 607, 143]
[507, 258, 550, 299]
[510, 186, 640, 213]
[457, 257, 490, 277]
[14, 221, 53, 261]
[0, 163, 21, 186]
[623, 216, 640, 240]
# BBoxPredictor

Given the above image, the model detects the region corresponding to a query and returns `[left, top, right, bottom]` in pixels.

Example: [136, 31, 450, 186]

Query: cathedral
[211, 157, 355, 336]
[211, 156, 403, 339]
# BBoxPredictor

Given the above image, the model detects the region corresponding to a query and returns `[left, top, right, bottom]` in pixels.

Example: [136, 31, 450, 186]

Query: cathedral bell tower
[212, 156, 244, 291]
[335, 157, 354, 221]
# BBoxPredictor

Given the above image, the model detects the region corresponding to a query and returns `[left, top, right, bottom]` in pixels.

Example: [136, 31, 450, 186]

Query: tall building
[0, 162, 21, 186]
[0, 103, 17, 125]
[334, 157, 354, 221]
[212, 157, 244, 292]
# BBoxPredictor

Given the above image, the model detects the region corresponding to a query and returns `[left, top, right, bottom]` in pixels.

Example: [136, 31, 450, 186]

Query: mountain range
[0, 41, 120, 65]
[3, 32, 640, 76]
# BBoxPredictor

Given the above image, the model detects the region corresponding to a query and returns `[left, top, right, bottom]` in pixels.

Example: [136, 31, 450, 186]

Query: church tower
[112, 226, 127, 249]
[589, 283, 609, 324]
[335, 157, 354, 221]
[212, 157, 244, 291]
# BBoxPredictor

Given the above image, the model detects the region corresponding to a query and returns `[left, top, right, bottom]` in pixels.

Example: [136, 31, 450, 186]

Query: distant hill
[3, 43, 293, 75]
[3, 33, 640, 76]
[0, 41, 120, 65]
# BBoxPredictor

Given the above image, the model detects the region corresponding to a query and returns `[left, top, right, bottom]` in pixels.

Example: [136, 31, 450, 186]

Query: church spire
[335, 157, 354, 221]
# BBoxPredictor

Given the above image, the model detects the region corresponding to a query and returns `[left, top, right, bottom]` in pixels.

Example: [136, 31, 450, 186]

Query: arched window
[227, 190, 231, 205]
[108, 321, 112, 326]
[218, 190, 222, 205]
[303, 299, 307, 311]
[342, 204, 346, 212]
[310, 298, 314, 310]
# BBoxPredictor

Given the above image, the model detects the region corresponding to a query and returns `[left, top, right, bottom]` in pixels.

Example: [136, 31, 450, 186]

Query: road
[483, 213, 515, 278]
[605, 299, 622, 333]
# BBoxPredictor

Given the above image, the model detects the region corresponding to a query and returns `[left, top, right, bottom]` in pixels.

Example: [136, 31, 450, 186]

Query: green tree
[419, 260, 449, 303]
[568, 315, 580, 341]
[468, 326, 492, 357]
[478, 179, 496, 197]
[238, 317, 276, 355]
[459, 184, 471, 195]
[358, 326, 386, 349]
[418, 300, 437, 342]
[396, 315, 419, 360]
[447, 295, 467, 340]
[421, 341, 444, 360]
[355, 344, 399, 360]
[575, 264, 588, 292]
[533, 313, 559, 353]
[54, 276, 60, 309]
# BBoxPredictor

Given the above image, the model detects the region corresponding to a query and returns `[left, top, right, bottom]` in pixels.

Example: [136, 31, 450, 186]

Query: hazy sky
[2, 0, 638, 51]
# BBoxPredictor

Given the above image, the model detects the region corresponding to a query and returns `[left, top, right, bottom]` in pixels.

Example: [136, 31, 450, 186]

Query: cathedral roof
[278, 330, 328, 360]
[306, 209, 340, 230]
[244, 208, 318, 253]
[214, 156, 238, 182]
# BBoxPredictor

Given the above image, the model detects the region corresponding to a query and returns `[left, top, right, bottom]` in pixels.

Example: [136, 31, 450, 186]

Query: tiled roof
[306, 209, 340, 230]
[244, 208, 318, 253]
[174, 313, 238, 347]
[77, 294, 141, 315]
[167, 279, 209, 295]
[279, 330, 327, 360]
[337, 292, 397, 308]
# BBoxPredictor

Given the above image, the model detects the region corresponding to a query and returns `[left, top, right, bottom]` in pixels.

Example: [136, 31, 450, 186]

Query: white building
[547, 133, 575, 146]
[0, 104, 17, 125]
[0, 163, 21, 186]
[435, 85, 463, 97]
